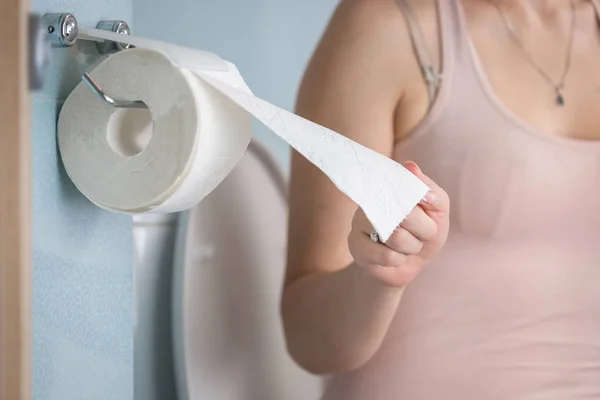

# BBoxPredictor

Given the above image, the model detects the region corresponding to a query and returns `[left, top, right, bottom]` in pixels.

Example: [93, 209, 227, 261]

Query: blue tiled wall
[31, 1, 133, 399]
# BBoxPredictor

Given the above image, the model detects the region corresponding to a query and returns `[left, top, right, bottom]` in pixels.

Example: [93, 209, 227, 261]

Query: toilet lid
[172, 140, 325, 400]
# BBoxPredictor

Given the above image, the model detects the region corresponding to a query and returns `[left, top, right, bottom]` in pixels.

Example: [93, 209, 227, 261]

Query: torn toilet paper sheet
[76, 29, 429, 242]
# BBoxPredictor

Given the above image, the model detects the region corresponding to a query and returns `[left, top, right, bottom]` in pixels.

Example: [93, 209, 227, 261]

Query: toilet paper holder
[31, 14, 134, 90]
[39, 12, 145, 110]
[81, 73, 148, 109]
[40, 13, 132, 54]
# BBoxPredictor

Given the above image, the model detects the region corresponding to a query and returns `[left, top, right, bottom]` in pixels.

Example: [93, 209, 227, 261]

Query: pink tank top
[322, 1, 600, 399]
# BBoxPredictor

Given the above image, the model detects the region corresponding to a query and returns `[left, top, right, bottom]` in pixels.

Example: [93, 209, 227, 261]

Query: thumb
[403, 161, 448, 212]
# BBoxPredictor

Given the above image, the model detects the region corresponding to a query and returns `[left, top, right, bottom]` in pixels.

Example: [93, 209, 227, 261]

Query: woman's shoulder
[315, 0, 440, 90]
[333, 0, 442, 83]
[335, 0, 439, 33]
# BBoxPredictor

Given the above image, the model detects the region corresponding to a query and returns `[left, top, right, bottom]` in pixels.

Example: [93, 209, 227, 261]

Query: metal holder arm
[82, 73, 148, 109]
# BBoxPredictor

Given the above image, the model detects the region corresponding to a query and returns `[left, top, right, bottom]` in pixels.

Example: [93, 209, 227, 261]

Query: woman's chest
[394, 118, 600, 239]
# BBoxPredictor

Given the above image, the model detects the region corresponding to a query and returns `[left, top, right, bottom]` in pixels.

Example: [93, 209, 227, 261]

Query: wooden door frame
[0, 0, 32, 398]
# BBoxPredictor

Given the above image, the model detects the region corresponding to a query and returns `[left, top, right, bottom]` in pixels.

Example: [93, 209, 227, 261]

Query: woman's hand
[348, 161, 450, 288]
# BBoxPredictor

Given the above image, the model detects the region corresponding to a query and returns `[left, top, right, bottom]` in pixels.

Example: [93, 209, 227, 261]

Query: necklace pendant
[556, 87, 565, 106]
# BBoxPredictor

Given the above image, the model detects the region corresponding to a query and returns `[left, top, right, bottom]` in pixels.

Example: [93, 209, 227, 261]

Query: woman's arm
[281, 0, 424, 375]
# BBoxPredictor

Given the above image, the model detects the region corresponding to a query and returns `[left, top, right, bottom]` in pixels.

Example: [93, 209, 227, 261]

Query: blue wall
[31, 1, 134, 399]
[133, 0, 339, 174]
[131, 1, 338, 399]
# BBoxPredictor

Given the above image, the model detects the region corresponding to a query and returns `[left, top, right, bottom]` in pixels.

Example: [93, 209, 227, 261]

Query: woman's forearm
[280, 263, 404, 375]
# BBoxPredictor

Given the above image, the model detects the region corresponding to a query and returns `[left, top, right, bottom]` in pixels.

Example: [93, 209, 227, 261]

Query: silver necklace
[491, 0, 577, 106]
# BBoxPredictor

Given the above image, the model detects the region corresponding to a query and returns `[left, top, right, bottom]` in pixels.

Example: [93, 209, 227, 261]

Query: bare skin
[281, 0, 600, 375]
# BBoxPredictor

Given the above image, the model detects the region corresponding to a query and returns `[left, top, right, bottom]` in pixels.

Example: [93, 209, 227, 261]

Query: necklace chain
[490, 0, 577, 106]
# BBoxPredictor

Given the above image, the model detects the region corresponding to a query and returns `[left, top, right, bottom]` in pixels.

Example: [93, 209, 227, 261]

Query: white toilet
[172, 140, 325, 400]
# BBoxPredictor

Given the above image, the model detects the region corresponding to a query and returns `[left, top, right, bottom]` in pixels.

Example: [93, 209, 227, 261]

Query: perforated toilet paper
[57, 29, 429, 242]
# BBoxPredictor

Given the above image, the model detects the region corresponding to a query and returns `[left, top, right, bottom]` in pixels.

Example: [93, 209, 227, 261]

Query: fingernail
[424, 191, 438, 205]
[407, 161, 421, 173]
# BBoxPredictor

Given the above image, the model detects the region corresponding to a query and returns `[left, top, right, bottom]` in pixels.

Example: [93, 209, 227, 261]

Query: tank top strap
[437, 0, 473, 64]
[395, 0, 441, 103]
[432, 0, 479, 100]
[590, 0, 600, 22]
[393, 0, 467, 105]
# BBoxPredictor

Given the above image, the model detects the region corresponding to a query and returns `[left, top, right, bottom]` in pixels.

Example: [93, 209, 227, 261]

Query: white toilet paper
[58, 29, 429, 242]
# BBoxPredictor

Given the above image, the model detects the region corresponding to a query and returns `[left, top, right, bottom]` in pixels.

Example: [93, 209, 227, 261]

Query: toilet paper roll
[59, 29, 429, 242]
[58, 49, 251, 214]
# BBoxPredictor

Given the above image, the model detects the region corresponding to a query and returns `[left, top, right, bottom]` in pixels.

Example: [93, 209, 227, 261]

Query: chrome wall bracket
[29, 13, 52, 90]
[41, 13, 78, 47]
[38, 14, 132, 53]
[31, 14, 133, 90]
[95, 21, 133, 54]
